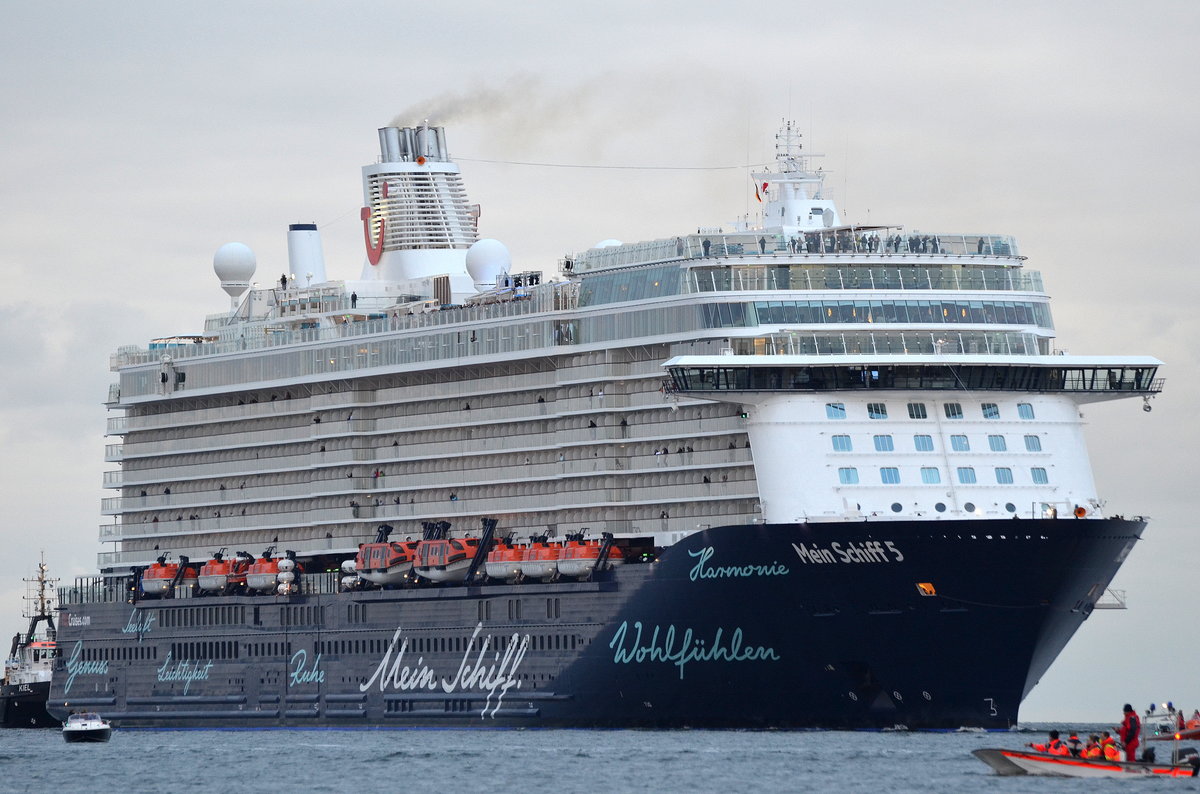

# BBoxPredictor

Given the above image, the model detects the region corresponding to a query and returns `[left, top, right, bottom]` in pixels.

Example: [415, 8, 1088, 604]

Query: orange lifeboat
[198, 550, 248, 593]
[245, 549, 281, 592]
[413, 538, 480, 583]
[558, 538, 626, 579]
[484, 541, 524, 582]
[355, 540, 419, 586]
[140, 556, 197, 596]
[520, 540, 562, 581]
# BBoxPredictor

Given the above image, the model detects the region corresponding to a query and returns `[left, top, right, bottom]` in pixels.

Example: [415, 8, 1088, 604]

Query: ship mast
[752, 119, 842, 235]
[22, 553, 57, 641]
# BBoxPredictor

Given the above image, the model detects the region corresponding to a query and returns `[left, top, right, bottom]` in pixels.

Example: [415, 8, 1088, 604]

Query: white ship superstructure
[98, 122, 1161, 572]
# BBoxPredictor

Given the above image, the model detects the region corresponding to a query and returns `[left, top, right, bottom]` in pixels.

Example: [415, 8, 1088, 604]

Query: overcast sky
[1, 1, 1196, 723]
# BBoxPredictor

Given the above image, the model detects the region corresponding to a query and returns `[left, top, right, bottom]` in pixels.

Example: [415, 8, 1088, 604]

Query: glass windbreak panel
[913, 434, 934, 451]
[950, 435, 970, 452]
[944, 403, 963, 419]
[873, 435, 895, 452]
[838, 467, 859, 484]
[920, 467, 941, 484]
[988, 435, 1007, 452]
[880, 467, 901, 484]
[832, 435, 853, 451]
[826, 403, 846, 419]
[867, 402, 888, 419]
[1024, 435, 1042, 452]
[995, 467, 1014, 484]
[907, 402, 927, 419]
[1031, 467, 1049, 484]
[957, 467, 977, 484]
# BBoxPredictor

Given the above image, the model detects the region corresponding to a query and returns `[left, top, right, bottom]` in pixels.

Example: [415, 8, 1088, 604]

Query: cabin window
[880, 467, 900, 484]
[920, 467, 941, 484]
[988, 435, 1007, 452]
[837, 467, 859, 484]
[1031, 467, 1049, 484]
[907, 402, 928, 419]
[867, 402, 888, 420]
[950, 435, 970, 452]
[826, 402, 846, 419]
[981, 403, 1000, 419]
[956, 467, 977, 484]
[913, 434, 934, 451]
[995, 467, 1014, 484]
[1024, 435, 1042, 452]
[944, 403, 963, 419]
[873, 435, 894, 452]
[1018, 403, 1035, 419]
[831, 435, 852, 451]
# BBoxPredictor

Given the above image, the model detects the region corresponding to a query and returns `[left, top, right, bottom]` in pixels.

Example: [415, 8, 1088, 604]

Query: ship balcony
[101, 446, 755, 518]
[104, 443, 123, 462]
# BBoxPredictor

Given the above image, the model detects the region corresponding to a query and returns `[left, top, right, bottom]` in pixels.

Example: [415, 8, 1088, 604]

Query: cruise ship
[48, 121, 1162, 729]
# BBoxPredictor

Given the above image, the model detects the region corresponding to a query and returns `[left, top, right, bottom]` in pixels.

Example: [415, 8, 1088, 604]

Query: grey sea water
[2, 725, 1194, 793]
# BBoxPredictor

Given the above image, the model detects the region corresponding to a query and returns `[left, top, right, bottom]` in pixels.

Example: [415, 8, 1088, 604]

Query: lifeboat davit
[520, 541, 561, 581]
[484, 542, 524, 582]
[245, 551, 281, 592]
[355, 540, 419, 585]
[413, 538, 480, 583]
[197, 550, 249, 593]
[140, 556, 198, 595]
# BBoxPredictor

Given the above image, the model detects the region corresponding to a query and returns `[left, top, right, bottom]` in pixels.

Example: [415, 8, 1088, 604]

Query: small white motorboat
[62, 712, 112, 743]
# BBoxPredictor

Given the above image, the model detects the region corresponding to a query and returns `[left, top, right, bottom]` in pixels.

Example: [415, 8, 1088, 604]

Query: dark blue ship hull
[47, 518, 1140, 729]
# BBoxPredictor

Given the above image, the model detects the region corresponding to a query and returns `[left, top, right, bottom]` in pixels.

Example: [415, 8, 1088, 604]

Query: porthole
[922, 691, 932, 701]
[848, 692, 859, 702]
[935, 503, 946, 513]
[890, 503, 903, 513]
[964, 502, 976, 513]
[1005, 502, 1016, 513]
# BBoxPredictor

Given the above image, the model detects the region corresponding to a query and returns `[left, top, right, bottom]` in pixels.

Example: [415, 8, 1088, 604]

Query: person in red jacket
[1030, 730, 1070, 755]
[1119, 703, 1141, 762]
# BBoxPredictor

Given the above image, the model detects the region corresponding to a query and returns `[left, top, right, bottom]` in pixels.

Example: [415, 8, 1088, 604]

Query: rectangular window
[1024, 435, 1042, 452]
[995, 467, 1014, 484]
[957, 467, 977, 484]
[880, 467, 901, 484]
[944, 402, 963, 419]
[867, 402, 888, 420]
[826, 402, 846, 419]
[1018, 403, 1035, 419]
[988, 435, 1007, 452]
[831, 434, 852, 451]
[920, 467, 941, 484]
[838, 467, 859, 484]
[873, 435, 895, 451]
[950, 435, 970, 451]
[913, 434, 934, 451]
[1031, 467, 1049, 484]
[981, 403, 1000, 419]
[907, 402, 928, 419]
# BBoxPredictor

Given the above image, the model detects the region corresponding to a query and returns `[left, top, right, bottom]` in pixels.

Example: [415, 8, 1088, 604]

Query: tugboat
[1, 558, 59, 728]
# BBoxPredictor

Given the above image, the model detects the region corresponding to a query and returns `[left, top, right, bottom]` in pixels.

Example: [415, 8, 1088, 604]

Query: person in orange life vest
[1066, 734, 1083, 757]
[1189, 709, 1200, 730]
[1082, 734, 1102, 759]
[1119, 703, 1141, 763]
[1030, 729, 1070, 755]
[1100, 731, 1122, 761]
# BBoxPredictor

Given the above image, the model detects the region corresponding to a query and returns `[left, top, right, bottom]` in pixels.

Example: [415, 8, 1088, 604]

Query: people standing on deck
[1029, 730, 1069, 755]
[1119, 703, 1141, 762]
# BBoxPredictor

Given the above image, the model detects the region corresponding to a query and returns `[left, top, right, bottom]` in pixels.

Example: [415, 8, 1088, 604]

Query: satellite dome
[213, 242, 256, 300]
[213, 242, 256, 281]
[594, 239, 623, 248]
[466, 238, 511, 286]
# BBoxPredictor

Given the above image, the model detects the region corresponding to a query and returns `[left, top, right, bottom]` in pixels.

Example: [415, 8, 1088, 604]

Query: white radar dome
[594, 239, 623, 248]
[466, 238, 511, 286]
[213, 242, 257, 299]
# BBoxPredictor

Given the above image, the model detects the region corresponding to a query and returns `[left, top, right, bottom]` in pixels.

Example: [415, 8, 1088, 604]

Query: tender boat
[974, 747, 1199, 778]
[62, 712, 112, 743]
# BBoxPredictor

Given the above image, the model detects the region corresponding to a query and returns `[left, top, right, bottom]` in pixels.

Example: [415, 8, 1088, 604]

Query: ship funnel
[376, 125, 449, 163]
[287, 223, 327, 286]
